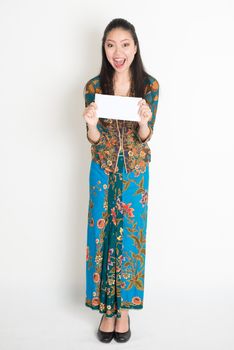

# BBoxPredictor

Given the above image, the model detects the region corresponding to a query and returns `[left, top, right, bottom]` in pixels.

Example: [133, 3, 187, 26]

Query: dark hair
[99, 18, 150, 98]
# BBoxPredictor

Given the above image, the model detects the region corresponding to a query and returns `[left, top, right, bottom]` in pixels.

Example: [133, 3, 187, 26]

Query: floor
[0, 285, 233, 350]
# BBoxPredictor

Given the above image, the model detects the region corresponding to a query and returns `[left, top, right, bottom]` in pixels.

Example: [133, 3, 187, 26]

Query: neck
[113, 70, 132, 84]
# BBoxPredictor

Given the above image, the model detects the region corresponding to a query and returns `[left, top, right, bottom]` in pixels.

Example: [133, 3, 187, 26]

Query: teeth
[114, 59, 125, 64]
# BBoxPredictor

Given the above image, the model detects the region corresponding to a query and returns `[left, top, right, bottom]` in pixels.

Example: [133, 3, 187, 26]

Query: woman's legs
[99, 309, 130, 332]
[115, 309, 129, 332]
[99, 314, 116, 332]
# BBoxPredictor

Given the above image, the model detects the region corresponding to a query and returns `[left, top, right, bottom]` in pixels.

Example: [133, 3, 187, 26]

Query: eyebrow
[106, 39, 130, 42]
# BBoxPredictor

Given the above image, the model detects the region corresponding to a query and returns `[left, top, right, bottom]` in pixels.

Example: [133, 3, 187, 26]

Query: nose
[114, 46, 122, 56]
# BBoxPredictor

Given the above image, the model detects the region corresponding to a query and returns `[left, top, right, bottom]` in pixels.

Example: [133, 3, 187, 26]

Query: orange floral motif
[86, 82, 95, 94]
[111, 207, 117, 225]
[97, 218, 105, 229]
[132, 296, 142, 305]
[116, 197, 135, 217]
[152, 80, 159, 90]
[122, 202, 135, 217]
[92, 297, 100, 306]
[93, 272, 100, 283]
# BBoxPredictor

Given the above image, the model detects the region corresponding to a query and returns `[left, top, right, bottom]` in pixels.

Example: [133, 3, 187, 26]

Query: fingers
[138, 99, 152, 119]
[138, 99, 150, 111]
[138, 99, 146, 106]
[83, 102, 99, 127]
[90, 102, 97, 109]
[86, 102, 97, 113]
[83, 102, 98, 118]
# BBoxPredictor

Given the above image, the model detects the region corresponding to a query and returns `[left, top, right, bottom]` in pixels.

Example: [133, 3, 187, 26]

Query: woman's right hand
[82, 102, 99, 127]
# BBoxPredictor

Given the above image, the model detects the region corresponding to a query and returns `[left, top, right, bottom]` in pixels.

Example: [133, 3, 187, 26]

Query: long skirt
[85, 151, 149, 318]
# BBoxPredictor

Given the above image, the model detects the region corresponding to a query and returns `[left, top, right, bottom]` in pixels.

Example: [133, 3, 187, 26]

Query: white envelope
[95, 93, 142, 121]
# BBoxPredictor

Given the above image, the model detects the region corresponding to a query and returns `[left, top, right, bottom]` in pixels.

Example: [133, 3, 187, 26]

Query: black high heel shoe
[114, 314, 131, 342]
[97, 314, 115, 343]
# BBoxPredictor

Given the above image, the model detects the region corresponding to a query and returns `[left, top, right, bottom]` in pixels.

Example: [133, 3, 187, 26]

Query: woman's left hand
[137, 99, 152, 126]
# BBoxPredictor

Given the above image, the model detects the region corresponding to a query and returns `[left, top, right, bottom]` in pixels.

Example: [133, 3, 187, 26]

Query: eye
[123, 43, 130, 47]
[107, 43, 113, 48]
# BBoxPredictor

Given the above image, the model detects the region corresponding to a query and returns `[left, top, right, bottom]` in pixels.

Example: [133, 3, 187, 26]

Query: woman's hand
[83, 102, 99, 127]
[137, 99, 152, 126]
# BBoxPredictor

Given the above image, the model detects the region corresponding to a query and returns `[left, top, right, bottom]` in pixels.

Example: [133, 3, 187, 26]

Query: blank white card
[95, 93, 142, 121]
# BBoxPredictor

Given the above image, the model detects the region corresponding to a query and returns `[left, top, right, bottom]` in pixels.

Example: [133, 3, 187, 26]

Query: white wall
[0, 0, 233, 348]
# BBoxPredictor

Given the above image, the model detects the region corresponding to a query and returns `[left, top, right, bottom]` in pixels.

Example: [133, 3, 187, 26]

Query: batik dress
[85, 123, 150, 319]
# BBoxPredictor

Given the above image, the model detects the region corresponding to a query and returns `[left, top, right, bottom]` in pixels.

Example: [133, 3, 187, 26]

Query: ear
[134, 45, 137, 54]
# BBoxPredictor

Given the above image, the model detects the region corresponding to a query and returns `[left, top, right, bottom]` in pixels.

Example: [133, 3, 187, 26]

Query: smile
[113, 58, 126, 68]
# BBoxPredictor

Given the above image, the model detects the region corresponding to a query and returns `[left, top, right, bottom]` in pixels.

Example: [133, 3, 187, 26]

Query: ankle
[117, 310, 129, 319]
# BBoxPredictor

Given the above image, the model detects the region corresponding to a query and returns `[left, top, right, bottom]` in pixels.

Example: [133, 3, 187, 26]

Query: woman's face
[104, 28, 137, 73]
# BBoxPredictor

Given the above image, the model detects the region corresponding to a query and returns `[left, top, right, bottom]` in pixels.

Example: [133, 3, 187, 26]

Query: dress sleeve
[136, 79, 160, 144]
[83, 80, 105, 145]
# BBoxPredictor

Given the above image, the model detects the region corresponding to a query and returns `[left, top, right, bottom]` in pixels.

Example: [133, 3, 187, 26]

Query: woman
[82, 18, 159, 343]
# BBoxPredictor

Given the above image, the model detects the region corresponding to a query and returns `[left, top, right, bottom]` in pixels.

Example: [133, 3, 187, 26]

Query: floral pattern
[85, 153, 149, 318]
[84, 74, 159, 177]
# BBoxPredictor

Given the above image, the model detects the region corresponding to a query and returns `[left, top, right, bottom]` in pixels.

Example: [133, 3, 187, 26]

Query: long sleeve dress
[84, 74, 159, 318]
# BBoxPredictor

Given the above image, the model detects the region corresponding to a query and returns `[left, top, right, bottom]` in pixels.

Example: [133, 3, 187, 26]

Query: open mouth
[113, 58, 126, 68]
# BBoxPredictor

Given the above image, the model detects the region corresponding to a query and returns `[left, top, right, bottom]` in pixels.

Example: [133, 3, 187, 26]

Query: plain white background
[0, 0, 234, 349]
